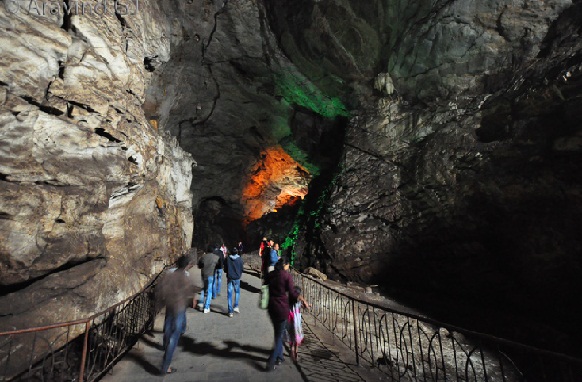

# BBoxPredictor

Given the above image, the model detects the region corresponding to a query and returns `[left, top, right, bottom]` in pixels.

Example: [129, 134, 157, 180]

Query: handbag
[259, 285, 269, 309]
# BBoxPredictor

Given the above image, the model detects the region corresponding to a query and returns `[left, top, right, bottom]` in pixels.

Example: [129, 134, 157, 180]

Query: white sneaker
[228, 313, 234, 318]
[233, 307, 240, 313]
[197, 303, 203, 310]
[203, 308, 210, 314]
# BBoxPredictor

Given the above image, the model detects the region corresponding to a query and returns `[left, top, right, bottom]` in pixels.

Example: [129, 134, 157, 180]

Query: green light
[276, 72, 350, 118]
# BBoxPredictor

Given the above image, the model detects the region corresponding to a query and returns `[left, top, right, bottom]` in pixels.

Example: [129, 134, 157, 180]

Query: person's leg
[213, 269, 223, 297]
[227, 279, 234, 314]
[198, 276, 207, 308]
[268, 319, 287, 369]
[204, 275, 214, 310]
[233, 279, 241, 310]
[162, 310, 171, 350]
[161, 311, 185, 373]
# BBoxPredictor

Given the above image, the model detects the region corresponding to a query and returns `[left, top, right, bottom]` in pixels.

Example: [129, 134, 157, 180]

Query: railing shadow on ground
[0, 271, 164, 382]
[292, 270, 582, 382]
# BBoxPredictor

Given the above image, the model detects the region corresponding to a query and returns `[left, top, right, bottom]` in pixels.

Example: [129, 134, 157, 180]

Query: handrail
[0, 268, 165, 381]
[292, 270, 582, 382]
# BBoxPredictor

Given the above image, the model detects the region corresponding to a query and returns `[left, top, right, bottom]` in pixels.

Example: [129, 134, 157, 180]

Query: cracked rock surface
[0, 0, 193, 332]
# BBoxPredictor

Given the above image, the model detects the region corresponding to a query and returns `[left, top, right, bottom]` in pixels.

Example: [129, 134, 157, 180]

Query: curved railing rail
[292, 271, 582, 382]
[0, 271, 163, 382]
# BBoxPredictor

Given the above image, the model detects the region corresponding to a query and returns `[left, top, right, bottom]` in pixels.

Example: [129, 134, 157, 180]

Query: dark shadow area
[180, 336, 270, 367]
[123, 351, 160, 376]
[193, 197, 246, 250]
[376, 24, 582, 362]
[140, 335, 164, 351]
[240, 280, 261, 294]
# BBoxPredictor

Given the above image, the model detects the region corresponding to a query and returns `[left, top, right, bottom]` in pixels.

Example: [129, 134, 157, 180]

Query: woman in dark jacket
[265, 257, 309, 371]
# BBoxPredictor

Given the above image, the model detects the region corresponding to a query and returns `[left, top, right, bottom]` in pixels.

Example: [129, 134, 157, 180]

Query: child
[287, 286, 305, 362]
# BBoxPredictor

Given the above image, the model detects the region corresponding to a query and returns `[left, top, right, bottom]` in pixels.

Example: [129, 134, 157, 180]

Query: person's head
[293, 285, 302, 295]
[176, 255, 190, 270]
[275, 256, 290, 271]
[231, 247, 239, 255]
[273, 243, 279, 250]
[268, 239, 274, 247]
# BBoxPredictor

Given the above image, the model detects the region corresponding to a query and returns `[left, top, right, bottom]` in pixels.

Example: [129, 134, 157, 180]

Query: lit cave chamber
[1, 0, 582, 377]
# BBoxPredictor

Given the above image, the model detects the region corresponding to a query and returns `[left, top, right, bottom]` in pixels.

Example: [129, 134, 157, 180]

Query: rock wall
[275, 0, 582, 346]
[0, 0, 193, 330]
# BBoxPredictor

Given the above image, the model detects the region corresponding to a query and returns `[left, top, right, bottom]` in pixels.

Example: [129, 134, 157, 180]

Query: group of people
[259, 237, 281, 281]
[155, 238, 309, 375]
[197, 243, 244, 317]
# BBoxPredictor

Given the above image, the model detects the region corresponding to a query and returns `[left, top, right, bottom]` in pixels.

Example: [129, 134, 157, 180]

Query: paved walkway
[101, 267, 385, 382]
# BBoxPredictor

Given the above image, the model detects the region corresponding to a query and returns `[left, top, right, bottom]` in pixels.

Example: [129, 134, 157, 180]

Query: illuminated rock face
[0, 0, 193, 330]
[242, 146, 310, 223]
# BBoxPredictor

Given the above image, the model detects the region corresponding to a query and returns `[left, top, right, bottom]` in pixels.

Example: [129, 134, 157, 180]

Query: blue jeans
[163, 310, 186, 349]
[268, 319, 287, 367]
[161, 310, 186, 373]
[227, 279, 240, 313]
[213, 269, 223, 298]
[198, 275, 215, 310]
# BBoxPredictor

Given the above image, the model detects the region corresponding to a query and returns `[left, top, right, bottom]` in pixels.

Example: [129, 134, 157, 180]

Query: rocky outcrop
[275, 0, 582, 349]
[0, 0, 193, 329]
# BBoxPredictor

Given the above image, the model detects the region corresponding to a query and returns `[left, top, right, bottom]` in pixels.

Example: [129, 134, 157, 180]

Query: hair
[231, 247, 239, 255]
[176, 255, 190, 269]
[274, 256, 290, 271]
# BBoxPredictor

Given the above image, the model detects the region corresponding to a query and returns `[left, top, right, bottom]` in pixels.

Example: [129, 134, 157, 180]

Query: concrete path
[101, 267, 385, 382]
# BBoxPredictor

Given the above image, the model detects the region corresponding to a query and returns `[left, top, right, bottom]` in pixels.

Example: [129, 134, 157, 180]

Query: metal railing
[292, 271, 582, 382]
[0, 272, 162, 382]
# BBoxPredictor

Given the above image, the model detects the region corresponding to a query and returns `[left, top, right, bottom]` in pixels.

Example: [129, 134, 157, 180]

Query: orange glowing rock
[242, 146, 310, 223]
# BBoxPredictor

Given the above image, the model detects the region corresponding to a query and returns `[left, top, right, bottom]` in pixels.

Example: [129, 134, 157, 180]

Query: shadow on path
[240, 280, 261, 294]
[180, 336, 270, 370]
[123, 351, 160, 376]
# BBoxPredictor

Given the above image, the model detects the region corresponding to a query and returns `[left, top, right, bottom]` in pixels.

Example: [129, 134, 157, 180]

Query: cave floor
[101, 267, 385, 382]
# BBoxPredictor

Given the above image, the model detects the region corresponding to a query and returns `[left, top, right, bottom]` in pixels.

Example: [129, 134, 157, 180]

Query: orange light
[242, 146, 310, 223]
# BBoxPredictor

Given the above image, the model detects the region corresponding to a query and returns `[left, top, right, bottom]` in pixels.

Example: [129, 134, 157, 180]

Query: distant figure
[260, 238, 272, 283]
[197, 246, 220, 313]
[225, 247, 244, 317]
[287, 286, 305, 362]
[259, 237, 268, 257]
[265, 257, 309, 372]
[213, 245, 226, 298]
[237, 241, 244, 255]
[268, 243, 280, 273]
[156, 255, 198, 374]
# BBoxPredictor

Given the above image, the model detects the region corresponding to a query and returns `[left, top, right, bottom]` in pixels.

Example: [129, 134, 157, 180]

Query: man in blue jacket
[225, 247, 244, 317]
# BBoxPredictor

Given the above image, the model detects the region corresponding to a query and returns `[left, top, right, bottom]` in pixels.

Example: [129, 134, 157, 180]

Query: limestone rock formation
[0, 0, 193, 330]
[272, 0, 582, 349]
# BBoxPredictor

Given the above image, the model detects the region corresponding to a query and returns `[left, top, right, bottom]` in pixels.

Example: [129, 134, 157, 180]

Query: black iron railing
[0, 272, 161, 381]
[292, 271, 582, 382]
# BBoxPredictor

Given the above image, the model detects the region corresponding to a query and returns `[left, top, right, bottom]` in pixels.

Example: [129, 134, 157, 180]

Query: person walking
[156, 255, 199, 374]
[197, 246, 220, 313]
[213, 245, 226, 298]
[225, 247, 244, 317]
[268, 243, 280, 273]
[287, 286, 305, 362]
[265, 257, 309, 372]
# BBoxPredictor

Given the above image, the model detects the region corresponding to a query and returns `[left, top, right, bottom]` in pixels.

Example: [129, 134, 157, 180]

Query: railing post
[79, 321, 90, 382]
[352, 299, 360, 366]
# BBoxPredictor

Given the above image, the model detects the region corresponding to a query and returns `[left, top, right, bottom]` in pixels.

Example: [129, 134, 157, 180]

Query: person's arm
[287, 274, 309, 309]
